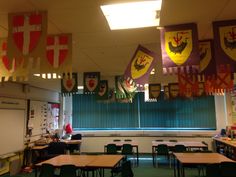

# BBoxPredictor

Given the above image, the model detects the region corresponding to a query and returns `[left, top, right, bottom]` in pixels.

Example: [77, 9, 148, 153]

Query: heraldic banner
[42, 33, 72, 77]
[199, 39, 216, 78]
[61, 73, 78, 96]
[83, 72, 100, 94]
[124, 45, 157, 87]
[149, 83, 161, 100]
[115, 75, 137, 101]
[96, 80, 109, 100]
[213, 19, 236, 74]
[0, 38, 28, 81]
[7, 11, 47, 70]
[160, 23, 200, 74]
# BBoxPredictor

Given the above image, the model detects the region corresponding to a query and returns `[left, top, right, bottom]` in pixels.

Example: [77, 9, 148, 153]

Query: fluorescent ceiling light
[100, 0, 162, 30]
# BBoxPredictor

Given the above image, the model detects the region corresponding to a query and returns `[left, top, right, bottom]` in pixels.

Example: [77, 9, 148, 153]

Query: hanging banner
[214, 65, 234, 93]
[196, 82, 205, 97]
[0, 38, 27, 81]
[161, 23, 200, 74]
[83, 72, 100, 94]
[61, 73, 78, 96]
[199, 39, 216, 78]
[149, 84, 161, 99]
[124, 45, 157, 87]
[115, 75, 137, 101]
[41, 33, 72, 77]
[96, 80, 109, 100]
[7, 11, 47, 69]
[168, 83, 179, 99]
[178, 72, 199, 98]
[213, 19, 236, 74]
[115, 75, 127, 99]
[163, 85, 169, 100]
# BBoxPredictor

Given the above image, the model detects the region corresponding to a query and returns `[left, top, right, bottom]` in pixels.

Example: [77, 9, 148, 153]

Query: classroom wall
[0, 82, 60, 148]
[70, 94, 230, 153]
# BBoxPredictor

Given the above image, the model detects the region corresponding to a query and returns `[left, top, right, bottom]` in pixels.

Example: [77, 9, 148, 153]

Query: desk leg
[152, 146, 155, 167]
[136, 146, 139, 166]
[173, 156, 176, 177]
[35, 166, 38, 177]
[177, 159, 180, 177]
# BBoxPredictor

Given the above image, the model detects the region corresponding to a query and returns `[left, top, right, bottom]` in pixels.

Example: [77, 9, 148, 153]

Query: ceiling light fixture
[100, 0, 162, 30]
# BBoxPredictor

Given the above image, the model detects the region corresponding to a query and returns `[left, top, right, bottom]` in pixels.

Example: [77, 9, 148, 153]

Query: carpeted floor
[1, 154, 202, 177]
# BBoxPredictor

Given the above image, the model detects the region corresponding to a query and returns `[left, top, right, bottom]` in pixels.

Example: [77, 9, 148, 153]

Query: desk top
[60, 139, 82, 144]
[36, 154, 124, 168]
[213, 137, 236, 148]
[174, 152, 233, 164]
[152, 141, 207, 148]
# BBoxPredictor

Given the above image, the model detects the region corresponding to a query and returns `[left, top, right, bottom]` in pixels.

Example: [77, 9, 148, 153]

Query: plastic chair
[44, 142, 67, 159]
[205, 163, 221, 177]
[39, 163, 55, 177]
[220, 161, 236, 177]
[122, 144, 136, 165]
[174, 145, 186, 152]
[68, 133, 82, 154]
[111, 160, 133, 177]
[106, 143, 118, 154]
[155, 144, 171, 167]
[60, 164, 77, 177]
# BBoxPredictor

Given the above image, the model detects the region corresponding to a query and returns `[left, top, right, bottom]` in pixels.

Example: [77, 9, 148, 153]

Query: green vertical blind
[72, 93, 216, 130]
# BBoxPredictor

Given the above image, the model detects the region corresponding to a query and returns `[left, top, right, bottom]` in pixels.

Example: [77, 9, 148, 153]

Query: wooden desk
[60, 139, 82, 145]
[35, 154, 124, 177]
[105, 141, 139, 165]
[173, 152, 233, 177]
[213, 137, 236, 159]
[151, 141, 207, 166]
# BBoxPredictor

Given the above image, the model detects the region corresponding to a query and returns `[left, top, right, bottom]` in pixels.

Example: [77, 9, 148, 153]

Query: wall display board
[231, 87, 236, 121]
[0, 97, 26, 156]
[28, 100, 47, 137]
[27, 101, 60, 140]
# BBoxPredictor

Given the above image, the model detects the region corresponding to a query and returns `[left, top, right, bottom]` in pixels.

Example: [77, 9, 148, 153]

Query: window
[72, 92, 216, 130]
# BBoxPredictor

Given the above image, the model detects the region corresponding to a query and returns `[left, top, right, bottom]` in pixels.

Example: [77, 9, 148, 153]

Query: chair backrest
[169, 140, 178, 142]
[47, 142, 67, 155]
[39, 163, 55, 177]
[124, 139, 132, 142]
[122, 144, 133, 155]
[174, 145, 186, 152]
[107, 143, 117, 154]
[113, 139, 121, 142]
[220, 161, 236, 177]
[206, 163, 221, 177]
[60, 165, 77, 177]
[156, 144, 169, 155]
[71, 134, 82, 140]
[121, 160, 134, 177]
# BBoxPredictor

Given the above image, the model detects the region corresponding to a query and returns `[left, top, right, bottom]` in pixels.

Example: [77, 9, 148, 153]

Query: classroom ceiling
[1, 0, 236, 92]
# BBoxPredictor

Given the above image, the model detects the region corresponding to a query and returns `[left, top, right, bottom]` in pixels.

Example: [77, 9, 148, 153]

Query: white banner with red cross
[7, 11, 47, 70]
[41, 33, 72, 78]
[0, 38, 28, 81]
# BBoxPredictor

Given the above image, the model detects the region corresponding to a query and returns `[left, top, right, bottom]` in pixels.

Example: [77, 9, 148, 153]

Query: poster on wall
[232, 87, 236, 120]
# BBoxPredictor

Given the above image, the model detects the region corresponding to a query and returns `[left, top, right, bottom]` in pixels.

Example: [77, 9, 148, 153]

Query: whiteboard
[0, 109, 25, 156]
